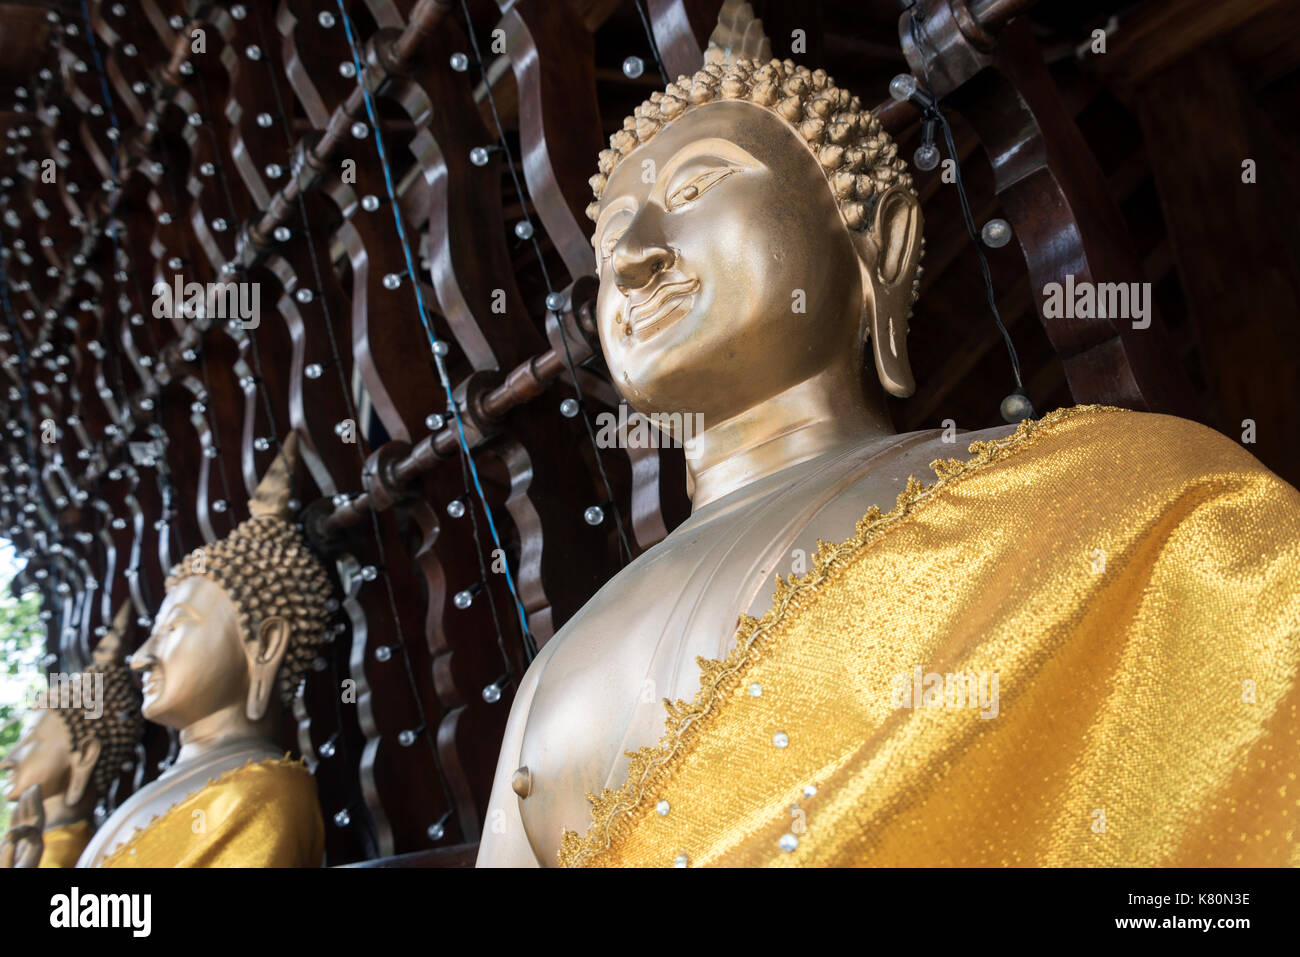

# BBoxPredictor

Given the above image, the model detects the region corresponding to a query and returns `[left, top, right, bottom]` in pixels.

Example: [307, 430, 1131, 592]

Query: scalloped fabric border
[558, 404, 1124, 867]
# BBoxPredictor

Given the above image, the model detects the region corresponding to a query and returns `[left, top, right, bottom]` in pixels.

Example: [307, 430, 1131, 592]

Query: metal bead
[545, 291, 565, 312]
[374, 645, 392, 662]
[446, 499, 466, 519]
[256, 113, 273, 128]
[453, 588, 474, 610]
[999, 390, 1034, 424]
[469, 146, 490, 167]
[514, 220, 534, 240]
[265, 163, 283, 180]
[382, 272, 402, 290]
[360, 194, 380, 212]
[333, 810, 350, 827]
[583, 505, 604, 526]
[350, 121, 368, 139]
[273, 226, 291, 242]
[622, 56, 645, 79]
[338, 61, 356, 79]
[655, 800, 670, 817]
[772, 731, 789, 748]
[482, 682, 502, 704]
[889, 73, 919, 103]
[305, 363, 323, 379]
[981, 218, 1013, 248]
[425, 413, 445, 431]
[560, 398, 579, 418]
[295, 288, 314, 303]
[779, 833, 799, 853]
[245, 45, 262, 61]
[317, 11, 336, 28]
[449, 53, 470, 72]
[427, 822, 445, 841]
[212, 499, 228, 513]
[913, 143, 940, 171]
[748, 683, 762, 697]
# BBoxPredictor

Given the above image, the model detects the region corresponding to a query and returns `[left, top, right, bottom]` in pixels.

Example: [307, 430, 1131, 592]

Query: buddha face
[1, 708, 74, 802]
[130, 576, 247, 729]
[594, 99, 865, 423]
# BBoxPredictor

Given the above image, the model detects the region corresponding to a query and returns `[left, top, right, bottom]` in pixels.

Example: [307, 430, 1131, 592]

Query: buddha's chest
[514, 448, 913, 859]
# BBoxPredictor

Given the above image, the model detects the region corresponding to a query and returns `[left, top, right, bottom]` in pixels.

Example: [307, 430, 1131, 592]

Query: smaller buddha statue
[76, 434, 335, 867]
[0, 602, 143, 868]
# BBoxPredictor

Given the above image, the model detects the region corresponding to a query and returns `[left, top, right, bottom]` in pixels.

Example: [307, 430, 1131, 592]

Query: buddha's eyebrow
[162, 603, 199, 625]
[654, 137, 762, 195]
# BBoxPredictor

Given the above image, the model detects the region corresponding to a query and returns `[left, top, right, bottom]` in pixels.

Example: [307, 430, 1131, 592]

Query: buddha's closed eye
[666, 166, 738, 211]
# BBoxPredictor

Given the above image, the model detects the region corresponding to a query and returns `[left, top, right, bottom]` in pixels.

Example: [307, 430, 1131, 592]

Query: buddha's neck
[687, 366, 894, 510]
[43, 790, 91, 830]
[174, 702, 274, 768]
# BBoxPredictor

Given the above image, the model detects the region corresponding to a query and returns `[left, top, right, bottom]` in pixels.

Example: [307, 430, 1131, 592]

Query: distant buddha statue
[478, 2, 1300, 867]
[1, 603, 143, 868]
[76, 434, 334, 868]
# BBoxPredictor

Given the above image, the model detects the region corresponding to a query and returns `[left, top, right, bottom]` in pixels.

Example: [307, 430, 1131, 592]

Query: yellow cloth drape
[101, 757, 323, 868]
[38, 819, 93, 868]
[560, 406, 1300, 867]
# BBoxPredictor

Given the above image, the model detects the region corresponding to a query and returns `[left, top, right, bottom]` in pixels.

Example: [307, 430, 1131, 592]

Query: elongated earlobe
[66, 737, 101, 807]
[246, 616, 291, 722]
[851, 186, 924, 398]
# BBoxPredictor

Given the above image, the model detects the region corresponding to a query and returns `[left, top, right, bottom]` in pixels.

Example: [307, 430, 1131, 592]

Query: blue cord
[335, 1, 534, 650]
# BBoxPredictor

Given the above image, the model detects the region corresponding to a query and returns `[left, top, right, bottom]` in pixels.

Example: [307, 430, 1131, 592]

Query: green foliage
[0, 546, 44, 837]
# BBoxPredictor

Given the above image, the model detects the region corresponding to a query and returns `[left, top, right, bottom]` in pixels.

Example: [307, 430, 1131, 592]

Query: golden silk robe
[100, 757, 324, 868]
[559, 406, 1300, 867]
[38, 820, 93, 868]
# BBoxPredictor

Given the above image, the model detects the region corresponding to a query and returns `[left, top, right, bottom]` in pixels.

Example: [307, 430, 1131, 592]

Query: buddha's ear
[848, 185, 924, 398]
[66, 736, 101, 807]
[245, 616, 291, 722]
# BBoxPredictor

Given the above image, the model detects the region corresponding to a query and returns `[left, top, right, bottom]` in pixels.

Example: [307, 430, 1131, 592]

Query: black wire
[456, 0, 636, 567]
[632, 0, 671, 85]
[906, 11, 1024, 390]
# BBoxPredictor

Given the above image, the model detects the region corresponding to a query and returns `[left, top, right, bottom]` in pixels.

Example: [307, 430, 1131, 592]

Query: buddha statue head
[129, 434, 335, 736]
[1, 602, 143, 818]
[587, 3, 923, 504]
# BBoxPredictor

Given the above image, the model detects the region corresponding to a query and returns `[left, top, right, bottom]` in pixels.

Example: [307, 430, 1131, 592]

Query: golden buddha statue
[76, 434, 333, 867]
[1, 602, 143, 868]
[478, 3, 1300, 868]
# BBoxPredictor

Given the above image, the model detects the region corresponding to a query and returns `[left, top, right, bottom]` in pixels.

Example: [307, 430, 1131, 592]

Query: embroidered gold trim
[98, 754, 309, 868]
[558, 404, 1123, 867]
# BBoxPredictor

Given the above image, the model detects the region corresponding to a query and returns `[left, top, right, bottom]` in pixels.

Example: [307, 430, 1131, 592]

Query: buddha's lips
[625, 278, 699, 338]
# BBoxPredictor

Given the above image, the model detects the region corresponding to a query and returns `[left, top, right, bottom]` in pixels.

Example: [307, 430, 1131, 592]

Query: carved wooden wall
[1, 0, 1295, 865]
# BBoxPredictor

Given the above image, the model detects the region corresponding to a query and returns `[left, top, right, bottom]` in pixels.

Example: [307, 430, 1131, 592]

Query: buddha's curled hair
[56, 653, 143, 799]
[166, 514, 334, 707]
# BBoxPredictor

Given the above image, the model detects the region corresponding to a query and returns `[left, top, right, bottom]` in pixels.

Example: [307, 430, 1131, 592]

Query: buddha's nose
[612, 239, 674, 293]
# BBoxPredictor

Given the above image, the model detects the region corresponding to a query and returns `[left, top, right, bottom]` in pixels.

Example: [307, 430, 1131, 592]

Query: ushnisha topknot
[586, 56, 916, 234]
[53, 602, 143, 799]
[165, 433, 335, 706]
